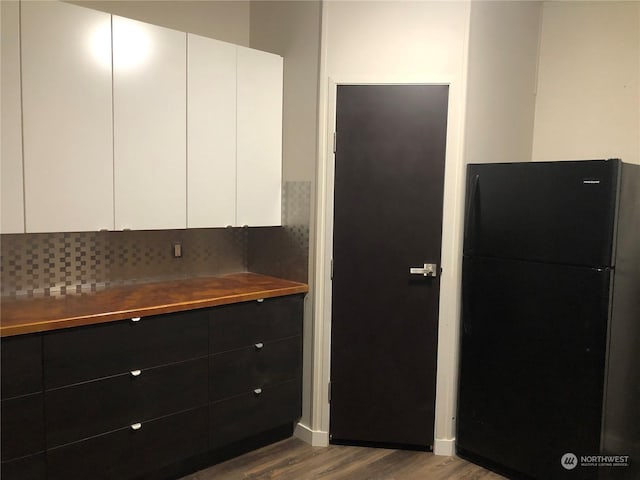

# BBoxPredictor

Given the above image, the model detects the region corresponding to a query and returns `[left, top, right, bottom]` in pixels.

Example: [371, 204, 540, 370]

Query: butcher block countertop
[0, 273, 308, 337]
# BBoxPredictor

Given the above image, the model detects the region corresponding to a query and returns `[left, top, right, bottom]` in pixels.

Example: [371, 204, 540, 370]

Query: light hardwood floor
[181, 438, 507, 480]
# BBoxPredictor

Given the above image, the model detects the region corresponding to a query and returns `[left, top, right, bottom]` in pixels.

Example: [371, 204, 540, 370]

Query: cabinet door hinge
[333, 132, 337, 154]
[328, 381, 332, 403]
[331, 258, 334, 280]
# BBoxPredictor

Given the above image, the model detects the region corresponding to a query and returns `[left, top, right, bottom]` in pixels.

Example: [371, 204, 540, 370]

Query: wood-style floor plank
[181, 438, 507, 480]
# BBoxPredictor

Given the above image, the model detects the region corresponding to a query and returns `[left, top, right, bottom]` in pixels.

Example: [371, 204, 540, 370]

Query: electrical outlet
[172, 242, 182, 258]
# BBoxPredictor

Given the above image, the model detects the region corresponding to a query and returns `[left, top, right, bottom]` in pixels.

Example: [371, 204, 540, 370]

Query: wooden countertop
[0, 273, 308, 337]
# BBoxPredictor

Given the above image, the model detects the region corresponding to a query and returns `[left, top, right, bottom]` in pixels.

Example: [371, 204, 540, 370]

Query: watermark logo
[561, 453, 630, 470]
[561, 453, 578, 470]
[580, 455, 630, 468]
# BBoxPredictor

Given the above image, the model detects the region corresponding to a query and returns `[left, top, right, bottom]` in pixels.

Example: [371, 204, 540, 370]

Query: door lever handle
[409, 263, 437, 277]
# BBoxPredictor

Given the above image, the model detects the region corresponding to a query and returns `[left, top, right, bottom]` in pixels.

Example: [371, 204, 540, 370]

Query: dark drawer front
[210, 336, 301, 401]
[0, 453, 45, 480]
[47, 406, 208, 480]
[1, 393, 44, 461]
[44, 310, 208, 388]
[46, 357, 208, 448]
[210, 380, 301, 449]
[1, 334, 42, 399]
[210, 295, 303, 353]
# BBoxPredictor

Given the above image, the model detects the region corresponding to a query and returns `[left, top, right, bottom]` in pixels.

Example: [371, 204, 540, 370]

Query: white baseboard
[294, 423, 329, 447]
[434, 438, 455, 456]
[294, 424, 453, 454]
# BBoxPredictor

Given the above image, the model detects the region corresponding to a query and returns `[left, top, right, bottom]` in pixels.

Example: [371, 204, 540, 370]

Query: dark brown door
[330, 84, 448, 448]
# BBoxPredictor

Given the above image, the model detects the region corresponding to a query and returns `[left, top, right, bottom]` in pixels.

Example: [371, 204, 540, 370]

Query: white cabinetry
[21, 1, 113, 232]
[7, 3, 282, 233]
[113, 17, 187, 230]
[188, 41, 283, 228]
[1, 1, 24, 233]
[236, 47, 283, 227]
[187, 34, 237, 228]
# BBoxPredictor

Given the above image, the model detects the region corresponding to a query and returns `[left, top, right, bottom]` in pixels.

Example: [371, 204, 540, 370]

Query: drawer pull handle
[131, 317, 141, 323]
[257, 298, 264, 303]
[130, 370, 142, 377]
[255, 342, 264, 350]
[131, 423, 142, 431]
[253, 388, 263, 395]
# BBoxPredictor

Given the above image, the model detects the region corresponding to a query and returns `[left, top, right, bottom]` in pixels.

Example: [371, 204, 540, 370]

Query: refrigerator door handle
[464, 174, 480, 246]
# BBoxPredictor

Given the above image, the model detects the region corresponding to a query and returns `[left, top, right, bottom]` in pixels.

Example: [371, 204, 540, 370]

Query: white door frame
[305, 76, 468, 455]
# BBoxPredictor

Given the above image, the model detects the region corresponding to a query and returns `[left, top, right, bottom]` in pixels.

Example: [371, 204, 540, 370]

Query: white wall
[249, 0, 322, 440]
[249, 1, 321, 183]
[464, 1, 542, 164]
[70, 0, 251, 46]
[313, 0, 471, 453]
[532, 1, 640, 165]
[1, 1, 25, 233]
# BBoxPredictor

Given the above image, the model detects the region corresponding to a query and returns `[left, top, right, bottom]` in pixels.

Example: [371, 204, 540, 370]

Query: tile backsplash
[1, 228, 247, 297]
[248, 181, 311, 284]
[1, 181, 311, 297]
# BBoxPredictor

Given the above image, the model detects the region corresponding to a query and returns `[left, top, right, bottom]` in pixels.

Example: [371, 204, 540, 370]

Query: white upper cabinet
[9, 3, 282, 233]
[21, 1, 114, 233]
[1, 1, 24, 233]
[236, 47, 283, 227]
[187, 34, 237, 228]
[113, 16, 187, 230]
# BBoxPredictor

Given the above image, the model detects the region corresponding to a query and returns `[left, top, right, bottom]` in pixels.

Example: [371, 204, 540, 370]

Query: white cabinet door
[187, 34, 236, 228]
[21, 2, 113, 232]
[113, 17, 186, 230]
[1, 1, 24, 233]
[236, 47, 283, 227]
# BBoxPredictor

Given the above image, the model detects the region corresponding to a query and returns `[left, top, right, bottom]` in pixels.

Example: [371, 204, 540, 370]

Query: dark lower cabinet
[210, 296, 303, 353]
[43, 310, 209, 389]
[209, 296, 304, 453]
[1, 393, 45, 461]
[1, 293, 304, 480]
[1, 334, 42, 399]
[46, 407, 208, 480]
[210, 380, 302, 449]
[46, 357, 208, 448]
[210, 336, 301, 401]
[0, 333, 45, 480]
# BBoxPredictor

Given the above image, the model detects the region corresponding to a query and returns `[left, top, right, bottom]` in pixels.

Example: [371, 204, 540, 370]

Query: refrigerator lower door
[457, 256, 611, 480]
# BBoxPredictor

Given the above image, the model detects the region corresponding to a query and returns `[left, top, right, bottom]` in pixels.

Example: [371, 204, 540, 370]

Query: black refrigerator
[456, 159, 639, 480]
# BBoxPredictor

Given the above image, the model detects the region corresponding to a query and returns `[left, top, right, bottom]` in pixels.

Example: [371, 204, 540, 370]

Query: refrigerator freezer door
[457, 256, 611, 480]
[464, 160, 619, 267]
